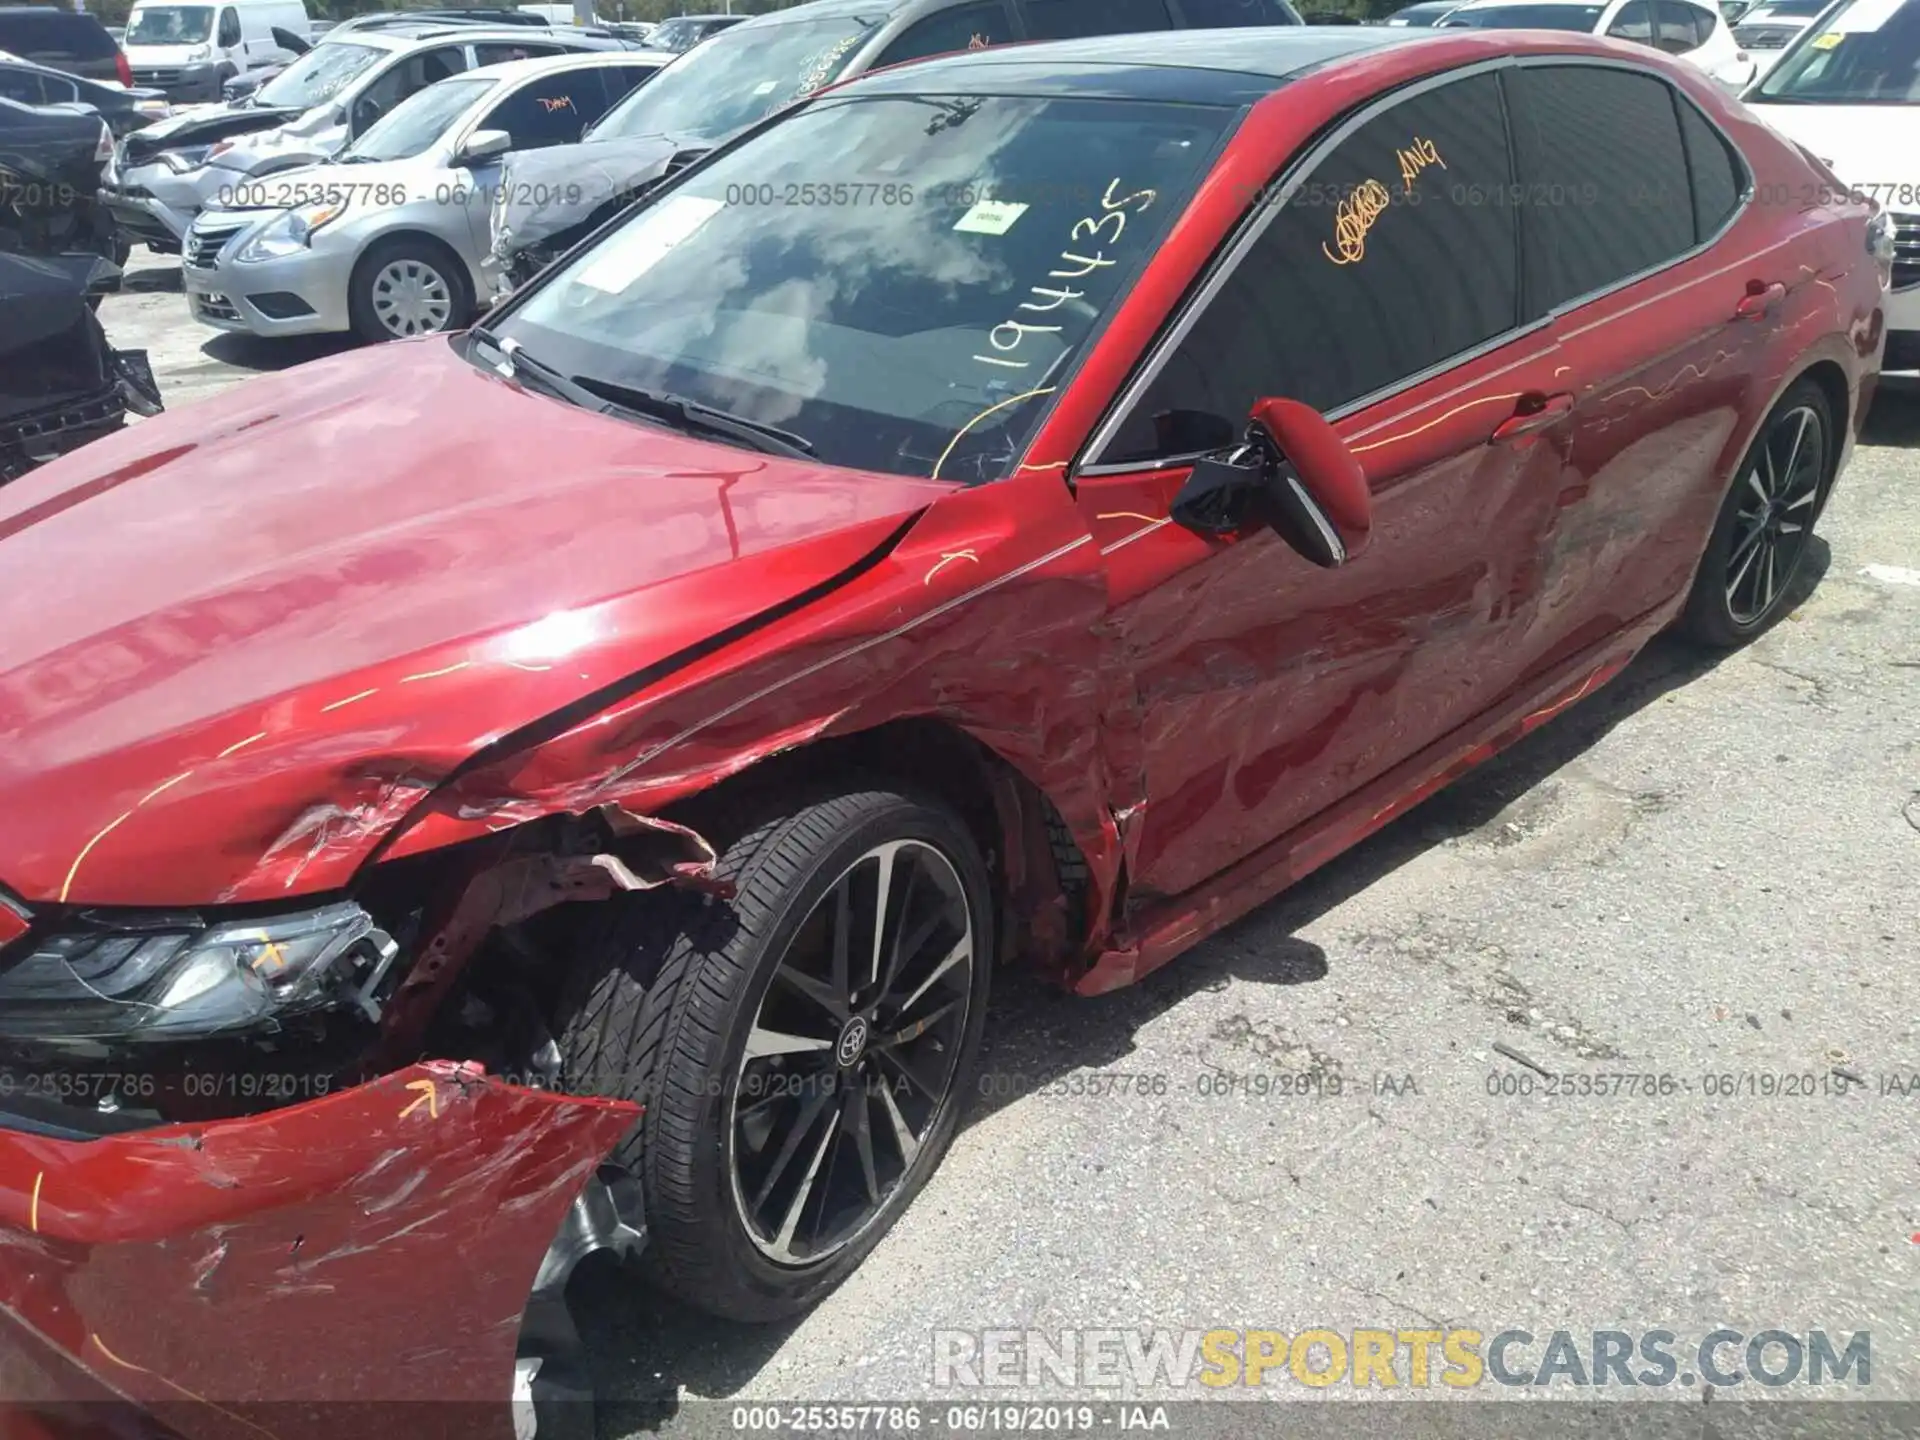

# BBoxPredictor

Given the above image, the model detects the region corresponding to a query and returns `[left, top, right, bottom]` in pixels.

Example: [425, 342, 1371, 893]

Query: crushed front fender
[0, 1061, 637, 1439]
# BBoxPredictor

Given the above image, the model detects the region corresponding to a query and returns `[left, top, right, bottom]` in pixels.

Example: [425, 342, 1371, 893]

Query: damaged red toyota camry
[0, 24, 1886, 1438]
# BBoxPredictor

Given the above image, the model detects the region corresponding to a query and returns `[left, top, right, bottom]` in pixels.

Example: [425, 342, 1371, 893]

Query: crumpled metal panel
[0, 1062, 637, 1437]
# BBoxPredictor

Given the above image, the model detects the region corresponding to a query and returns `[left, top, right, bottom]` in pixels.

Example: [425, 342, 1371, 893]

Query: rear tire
[1676, 378, 1832, 648]
[555, 787, 994, 1322]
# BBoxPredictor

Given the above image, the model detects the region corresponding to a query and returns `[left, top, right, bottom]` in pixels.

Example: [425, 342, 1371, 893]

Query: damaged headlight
[0, 902, 398, 1043]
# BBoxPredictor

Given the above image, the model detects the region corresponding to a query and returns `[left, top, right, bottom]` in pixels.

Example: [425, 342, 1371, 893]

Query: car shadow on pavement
[118, 264, 183, 294]
[569, 541, 1831, 1433]
[200, 330, 361, 372]
[1863, 372, 1920, 446]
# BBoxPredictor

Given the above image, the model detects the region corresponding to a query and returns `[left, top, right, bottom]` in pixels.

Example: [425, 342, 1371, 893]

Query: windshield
[255, 39, 385, 109]
[125, 5, 213, 44]
[493, 93, 1229, 483]
[1745, 0, 1830, 14]
[591, 15, 877, 145]
[346, 75, 494, 160]
[1440, 3, 1603, 24]
[1755, 0, 1920, 99]
[649, 17, 717, 49]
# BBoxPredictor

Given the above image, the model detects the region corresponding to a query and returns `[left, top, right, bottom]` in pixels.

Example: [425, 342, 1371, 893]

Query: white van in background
[515, 4, 600, 22]
[123, 0, 310, 104]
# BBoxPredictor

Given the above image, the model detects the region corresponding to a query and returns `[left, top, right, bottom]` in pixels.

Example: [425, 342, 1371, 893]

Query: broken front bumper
[0, 1062, 637, 1440]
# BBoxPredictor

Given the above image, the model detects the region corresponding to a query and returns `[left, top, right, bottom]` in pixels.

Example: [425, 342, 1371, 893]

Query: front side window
[254, 40, 384, 110]
[479, 71, 611, 150]
[494, 94, 1231, 483]
[1754, 0, 1920, 102]
[125, 5, 214, 44]
[350, 46, 468, 133]
[0, 66, 45, 103]
[345, 75, 494, 162]
[475, 41, 564, 65]
[1023, 0, 1172, 39]
[217, 7, 240, 46]
[874, 3, 1015, 66]
[592, 15, 880, 145]
[1505, 65, 1694, 312]
[1103, 72, 1517, 465]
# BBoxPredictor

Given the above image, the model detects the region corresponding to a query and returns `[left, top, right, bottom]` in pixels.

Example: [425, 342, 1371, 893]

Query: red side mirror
[1250, 397, 1373, 564]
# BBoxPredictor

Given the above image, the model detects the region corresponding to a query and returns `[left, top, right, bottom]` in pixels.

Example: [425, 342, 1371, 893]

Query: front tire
[1676, 378, 1832, 648]
[556, 787, 994, 1322]
[347, 236, 472, 344]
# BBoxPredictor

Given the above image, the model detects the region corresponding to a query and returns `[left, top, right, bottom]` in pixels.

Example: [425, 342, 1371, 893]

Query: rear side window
[1023, 0, 1173, 37]
[1676, 93, 1743, 239]
[0, 11, 116, 59]
[1505, 65, 1694, 314]
[1105, 72, 1519, 461]
[1652, 0, 1709, 47]
[1176, 0, 1300, 21]
[1605, 0, 1657, 40]
[874, 1, 1015, 65]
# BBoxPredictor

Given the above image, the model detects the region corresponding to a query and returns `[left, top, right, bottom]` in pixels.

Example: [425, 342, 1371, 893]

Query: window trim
[1077, 54, 1753, 477]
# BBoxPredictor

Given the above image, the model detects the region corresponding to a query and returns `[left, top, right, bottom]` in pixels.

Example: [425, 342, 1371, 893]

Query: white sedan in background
[1438, 0, 1759, 89]
[1743, 0, 1920, 369]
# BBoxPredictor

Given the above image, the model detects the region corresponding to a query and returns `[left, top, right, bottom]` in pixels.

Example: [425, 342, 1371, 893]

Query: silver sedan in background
[180, 50, 665, 343]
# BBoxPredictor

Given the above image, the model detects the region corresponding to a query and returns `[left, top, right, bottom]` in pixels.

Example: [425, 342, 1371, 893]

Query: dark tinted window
[1605, 0, 1656, 38]
[1677, 92, 1742, 238]
[217, 6, 240, 45]
[480, 70, 608, 148]
[1107, 74, 1518, 463]
[1023, 0, 1172, 37]
[1505, 66, 1694, 313]
[1178, 0, 1300, 21]
[475, 41, 566, 65]
[0, 65, 46, 103]
[0, 9, 116, 58]
[598, 63, 658, 106]
[1653, 0, 1710, 47]
[875, 2, 1013, 64]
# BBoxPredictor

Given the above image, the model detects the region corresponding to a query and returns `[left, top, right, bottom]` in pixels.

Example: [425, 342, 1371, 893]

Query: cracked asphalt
[103, 253, 1920, 1430]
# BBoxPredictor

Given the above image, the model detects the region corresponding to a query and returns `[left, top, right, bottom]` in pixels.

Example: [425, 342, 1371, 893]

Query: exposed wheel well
[658, 719, 1092, 975]
[1796, 358, 1850, 486]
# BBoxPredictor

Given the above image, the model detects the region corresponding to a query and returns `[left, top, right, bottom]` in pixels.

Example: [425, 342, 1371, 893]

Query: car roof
[467, 48, 669, 81]
[1446, 0, 1607, 7]
[848, 27, 1422, 101]
[320, 23, 608, 49]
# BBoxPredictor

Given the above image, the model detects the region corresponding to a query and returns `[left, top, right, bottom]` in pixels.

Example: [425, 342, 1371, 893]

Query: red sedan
[0, 24, 1887, 1437]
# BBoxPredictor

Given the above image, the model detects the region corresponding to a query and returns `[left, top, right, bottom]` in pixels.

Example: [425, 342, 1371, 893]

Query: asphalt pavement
[100, 250, 1920, 1435]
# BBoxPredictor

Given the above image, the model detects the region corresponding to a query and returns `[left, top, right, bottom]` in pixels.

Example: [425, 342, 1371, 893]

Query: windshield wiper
[469, 328, 817, 460]
[571, 376, 817, 460]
